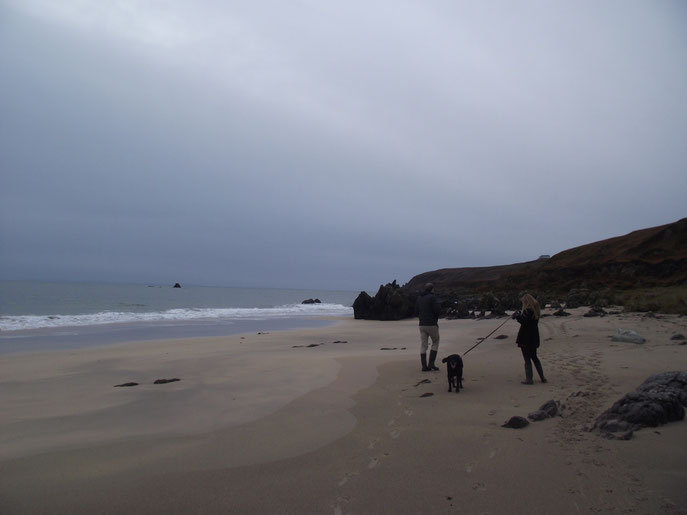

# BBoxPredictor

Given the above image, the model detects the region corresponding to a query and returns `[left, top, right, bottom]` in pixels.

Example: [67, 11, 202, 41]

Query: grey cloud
[1, 2, 686, 290]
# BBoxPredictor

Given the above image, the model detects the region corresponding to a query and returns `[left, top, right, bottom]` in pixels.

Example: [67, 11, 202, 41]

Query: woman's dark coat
[515, 308, 540, 348]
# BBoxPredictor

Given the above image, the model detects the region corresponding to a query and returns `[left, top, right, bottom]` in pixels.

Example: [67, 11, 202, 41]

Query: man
[415, 282, 441, 371]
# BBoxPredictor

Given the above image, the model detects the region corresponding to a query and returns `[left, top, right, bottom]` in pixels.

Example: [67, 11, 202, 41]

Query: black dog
[441, 354, 464, 393]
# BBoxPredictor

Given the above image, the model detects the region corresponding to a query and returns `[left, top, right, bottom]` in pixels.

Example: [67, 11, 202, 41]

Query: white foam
[0, 303, 353, 332]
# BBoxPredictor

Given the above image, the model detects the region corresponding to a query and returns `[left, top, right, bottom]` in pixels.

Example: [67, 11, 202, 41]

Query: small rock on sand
[502, 416, 529, 429]
[611, 329, 646, 344]
[153, 378, 180, 384]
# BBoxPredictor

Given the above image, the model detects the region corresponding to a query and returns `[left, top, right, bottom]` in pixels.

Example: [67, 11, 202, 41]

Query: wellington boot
[428, 350, 440, 371]
[523, 361, 533, 384]
[535, 362, 547, 383]
[420, 354, 430, 372]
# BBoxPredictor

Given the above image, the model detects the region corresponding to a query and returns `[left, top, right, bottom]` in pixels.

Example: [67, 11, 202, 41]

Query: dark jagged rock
[584, 305, 607, 317]
[302, 298, 321, 304]
[671, 334, 686, 341]
[154, 378, 180, 384]
[173, 283, 181, 288]
[636, 371, 687, 405]
[352, 291, 374, 319]
[502, 416, 529, 429]
[553, 308, 571, 316]
[592, 371, 687, 439]
[528, 400, 560, 421]
[114, 382, 139, 387]
[352, 281, 414, 320]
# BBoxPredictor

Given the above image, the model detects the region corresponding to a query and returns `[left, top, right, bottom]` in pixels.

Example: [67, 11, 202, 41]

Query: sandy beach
[1, 309, 686, 514]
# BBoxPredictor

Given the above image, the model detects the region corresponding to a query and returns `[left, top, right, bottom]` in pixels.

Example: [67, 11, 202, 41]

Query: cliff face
[405, 218, 687, 295]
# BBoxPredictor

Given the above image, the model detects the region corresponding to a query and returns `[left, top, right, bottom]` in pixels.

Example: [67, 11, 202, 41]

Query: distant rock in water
[302, 298, 321, 304]
[173, 283, 181, 288]
[592, 371, 687, 439]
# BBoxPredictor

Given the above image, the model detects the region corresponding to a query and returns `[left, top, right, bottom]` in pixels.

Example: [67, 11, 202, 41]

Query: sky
[1, 1, 686, 291]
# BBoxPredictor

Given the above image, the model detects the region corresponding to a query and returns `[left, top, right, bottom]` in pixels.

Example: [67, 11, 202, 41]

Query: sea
[0, 280, 363, 354]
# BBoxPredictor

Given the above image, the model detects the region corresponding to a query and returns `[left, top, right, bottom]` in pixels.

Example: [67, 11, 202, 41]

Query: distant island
[354, 217, 687, 319]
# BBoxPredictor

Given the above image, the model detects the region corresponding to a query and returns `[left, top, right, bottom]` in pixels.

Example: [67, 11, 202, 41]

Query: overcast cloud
[1, 1, 685, 291]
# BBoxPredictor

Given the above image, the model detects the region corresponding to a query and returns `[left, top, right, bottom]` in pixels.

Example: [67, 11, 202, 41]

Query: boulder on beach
[502, 416, 529, 429]
[173, 283, 181, 288]
[584, 305, 607, 317]
[592, 371, 687, 439]
[302, 298, 321, 304]
[611, 329, 646, 344]
[528, 400, 560, 421]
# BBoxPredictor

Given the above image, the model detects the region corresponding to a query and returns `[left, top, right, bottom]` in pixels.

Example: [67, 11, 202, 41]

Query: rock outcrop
[592, 371, 687, 439]
[353, 281, 414, 320]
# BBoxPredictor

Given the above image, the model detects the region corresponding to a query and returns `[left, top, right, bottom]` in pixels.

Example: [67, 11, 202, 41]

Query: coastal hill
[354, 218, 687, 318]
[407, 217, 687, 293]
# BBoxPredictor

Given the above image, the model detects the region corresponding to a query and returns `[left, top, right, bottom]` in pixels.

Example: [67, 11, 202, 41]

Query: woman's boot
[535, 362, 547, 383]
[521, 361, 533, 384]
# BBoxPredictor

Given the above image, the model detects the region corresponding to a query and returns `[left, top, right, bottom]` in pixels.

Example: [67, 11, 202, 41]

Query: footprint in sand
[489, 450, 497, 459]
[404, 407, 413, 417]
[368, 457, 379, 469]
[367, 439, 379, 450]
[332, 496, 350, 515]
[465, 462, 475, 473]
[471, 482, 487, 492]
[337, 472, 358, 487]
[390, 429, 401, 439]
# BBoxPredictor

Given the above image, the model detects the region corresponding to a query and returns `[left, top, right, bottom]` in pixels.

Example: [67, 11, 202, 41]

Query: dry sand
[1, 309, 686, 514]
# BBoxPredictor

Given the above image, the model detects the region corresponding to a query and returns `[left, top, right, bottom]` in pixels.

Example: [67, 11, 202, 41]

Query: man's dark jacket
[415, 292, 441, 326]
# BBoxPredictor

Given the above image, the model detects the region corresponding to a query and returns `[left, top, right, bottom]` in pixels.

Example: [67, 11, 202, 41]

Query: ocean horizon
[0, 280, 364, 353]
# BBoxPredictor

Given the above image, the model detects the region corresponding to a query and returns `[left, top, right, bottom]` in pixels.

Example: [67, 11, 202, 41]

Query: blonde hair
[521, 294, 540, 319]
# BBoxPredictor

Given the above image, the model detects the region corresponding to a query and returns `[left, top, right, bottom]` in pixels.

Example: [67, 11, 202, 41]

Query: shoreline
[2, 311, 686, 513]
[0, 316, 345, 355]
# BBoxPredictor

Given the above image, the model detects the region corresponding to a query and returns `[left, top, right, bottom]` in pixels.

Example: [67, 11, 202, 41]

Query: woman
[513, 294, 547, 384]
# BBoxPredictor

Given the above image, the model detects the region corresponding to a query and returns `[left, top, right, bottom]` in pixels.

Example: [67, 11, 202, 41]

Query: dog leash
[463, 317, 511, 356]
